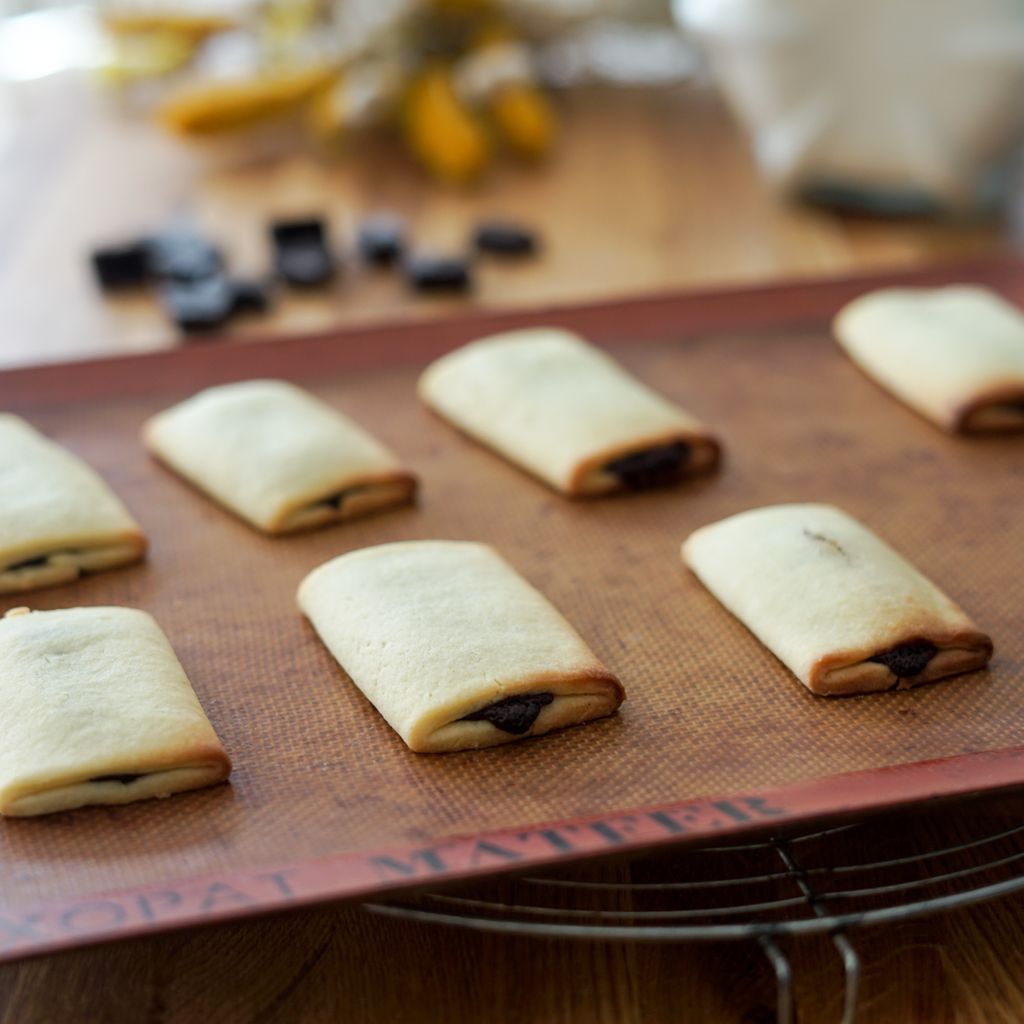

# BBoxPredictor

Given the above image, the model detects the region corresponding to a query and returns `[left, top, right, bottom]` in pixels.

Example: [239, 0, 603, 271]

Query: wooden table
[2, 73, 1024, 1023]
[0, 75, 1008, 369]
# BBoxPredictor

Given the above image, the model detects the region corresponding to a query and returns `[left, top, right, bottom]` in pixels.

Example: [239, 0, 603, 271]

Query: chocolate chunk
[358, 215, 405, 265]
[271, 218, 328, 248]
[146, 234, 223, 282]
[276, 247, 336, 287]
[605, 442, 691, 490]
[461, 692, 554, 735]
[91, 243, 150, 289]
[161, 276, 234, 334]
[231, 279, 272, 314]
[90, 774, 142, 785]
[271, 218, 336, 287]
[473, 221, 538, 257]
[404, 254, 472, 293]
[868, 641, 938, 678]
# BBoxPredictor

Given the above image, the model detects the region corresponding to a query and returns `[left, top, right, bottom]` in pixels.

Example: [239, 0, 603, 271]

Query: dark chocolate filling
[5, 554, 53, 572]
[868, 641, 938, 678]
[460, 692, 555, 735]
[604, 442, 691, 491]
[89, 774, 143, 785]
[314, 485, 376, 513]
[997, 399, 1024, 414]
[4, 548, 88, 572]
[5, 549, 88, 573]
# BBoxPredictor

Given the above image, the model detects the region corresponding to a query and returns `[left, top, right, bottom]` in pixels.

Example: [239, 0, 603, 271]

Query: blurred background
[1, 0, 1023, 367]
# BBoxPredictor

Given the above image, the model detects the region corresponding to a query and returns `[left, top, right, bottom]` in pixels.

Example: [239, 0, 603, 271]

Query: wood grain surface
[2, 74, 1024, 1023]
[0, 76, 1008, 369]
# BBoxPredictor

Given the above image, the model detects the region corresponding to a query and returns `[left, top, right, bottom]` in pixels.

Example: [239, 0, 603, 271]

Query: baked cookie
[143, 379, 417, 534]
[298, 540, 624, 751]
[682, 503, 993, 695]
[0, 606, 231, 816]
[0, 414, 146, 594]
[418, 328, 720, 496]
[834, 285, 1024, 433]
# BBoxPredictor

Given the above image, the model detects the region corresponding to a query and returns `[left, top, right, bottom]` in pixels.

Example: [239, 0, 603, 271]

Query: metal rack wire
[365, 807, 1024, 1023]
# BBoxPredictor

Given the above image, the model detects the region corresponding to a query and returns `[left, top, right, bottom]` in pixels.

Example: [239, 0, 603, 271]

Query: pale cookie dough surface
[298, 540, 624, 752]
[682, 503, 993, 696]
[0, 414, 146, 594]
[418, 328, 720, 496]
[834, 285, 1024, 433]
[0, 606, 231, 816]
[143, 379, 417, 534]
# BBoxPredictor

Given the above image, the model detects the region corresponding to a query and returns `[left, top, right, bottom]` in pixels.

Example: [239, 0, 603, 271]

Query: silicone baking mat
[2, 261, 1023, 962]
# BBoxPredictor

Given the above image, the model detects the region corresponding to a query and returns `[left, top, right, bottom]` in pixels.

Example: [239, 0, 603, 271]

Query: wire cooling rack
[365, 801, 1024, 1023]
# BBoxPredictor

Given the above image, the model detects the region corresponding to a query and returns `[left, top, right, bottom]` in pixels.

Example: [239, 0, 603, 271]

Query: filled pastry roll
[682, 503, 993, 696]
[0, 414, 146, 595]
[0, 606, 231, 816]
[834, 285, 1024, 433]
[418, 328, 720, 496]
[298, 540, 624, 752]
[143, 379, 417, 534]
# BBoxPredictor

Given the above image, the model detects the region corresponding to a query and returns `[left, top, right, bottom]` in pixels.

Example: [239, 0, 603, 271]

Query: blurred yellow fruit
[490, 83, 555, 161]
[158, 65, 337, 136]
[102, 12, 238, 41]
[404, 65, 490, 184]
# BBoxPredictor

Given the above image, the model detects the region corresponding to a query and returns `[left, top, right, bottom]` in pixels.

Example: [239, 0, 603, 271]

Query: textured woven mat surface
[1, 312, 1022, 907]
